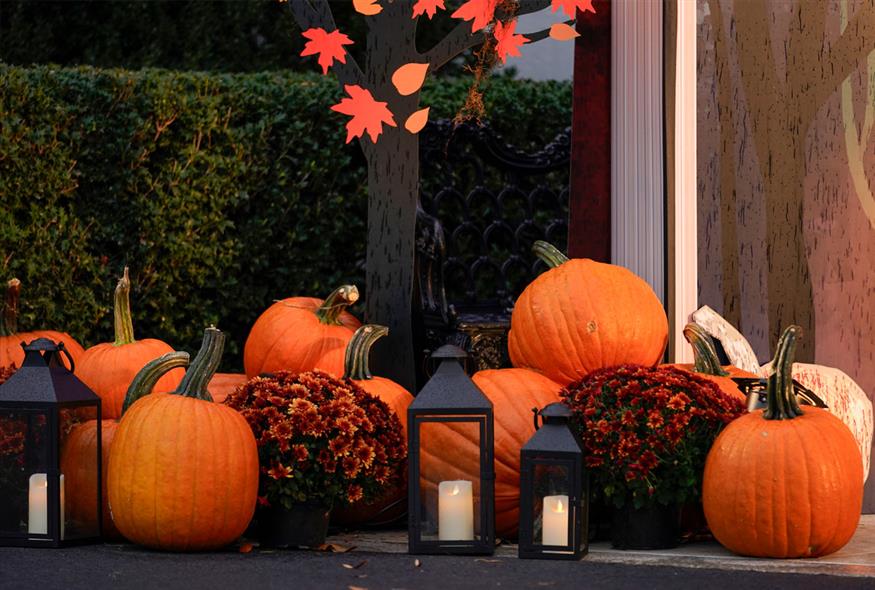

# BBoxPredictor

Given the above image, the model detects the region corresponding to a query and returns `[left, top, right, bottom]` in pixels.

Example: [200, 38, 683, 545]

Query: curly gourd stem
[314, 285, 360, 325]
[683, 323, 730, 376]
[344, 324, 389, 381]
[764, 325, 804, 420]
[1, 278, 21, 336]
[113, 267, 136, 346]
[176, 326, 224, 402]
[122, 351, 190, 415]
[532, 241, 569, 269]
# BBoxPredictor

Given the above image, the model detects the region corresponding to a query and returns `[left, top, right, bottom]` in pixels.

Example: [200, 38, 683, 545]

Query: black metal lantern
[0, 338, 102, 547]
[519, 402, 587, 560]
[408, 345, 494, 555]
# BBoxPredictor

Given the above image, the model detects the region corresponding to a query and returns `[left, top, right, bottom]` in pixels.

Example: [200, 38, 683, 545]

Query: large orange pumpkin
[244, 284, 361, 378]
[419, 366, 563, 538]
[703, 326, 863, 558]
[61, 353, 190, 540]
[332, 324, 412, 526]
[508, 241, 668, 385]
[666, 323, 756, 404]
[0, 278, 84, 370]
[77, 268, 183, 419]
[108, 327, 258, 551]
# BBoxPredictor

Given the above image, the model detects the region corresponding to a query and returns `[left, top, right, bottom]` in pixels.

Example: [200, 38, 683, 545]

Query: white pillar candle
[438, 480, 474, 541]
[28, 473, 64, 539]
[542, 494, 569, 546]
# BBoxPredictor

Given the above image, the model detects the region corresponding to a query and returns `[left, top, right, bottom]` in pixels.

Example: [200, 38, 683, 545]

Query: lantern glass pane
[0, 409, 49, 538]
[59, 405, 99, 540]
[417, 417, 483, 543]
[533, 463, 570, 547]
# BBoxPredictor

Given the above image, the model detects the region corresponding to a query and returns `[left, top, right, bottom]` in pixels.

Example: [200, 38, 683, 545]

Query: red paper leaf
[412, 0, 445, 19]
[551, 0, 596, 19]
[493, 19, 529, 64]
[451, 0, 498, 32]
[330, 85, 397, 143]
[300, 28, 354, 75]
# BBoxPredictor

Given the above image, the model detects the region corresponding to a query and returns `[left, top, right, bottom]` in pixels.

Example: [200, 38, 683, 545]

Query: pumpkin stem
[344, 324, 388, 381]
[683, 323, 729, 376]
[113, 267, 136, 346]
[175, 326, 225, 401]
[1, 278, 21, 337]
[121, 351, 190, 415]
[314, 285, 359, 325]
[532, 241, 569, 269]
[763, 325, 804, 420]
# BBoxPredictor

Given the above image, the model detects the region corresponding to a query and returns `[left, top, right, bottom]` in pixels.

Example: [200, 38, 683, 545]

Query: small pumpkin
[703, 326, 863, 558]
[0, 278, 84, 370]
[244, 284, 361, 378]
[77, 268, 183, 419]
[207, 372, 248, 404]
[331, 324, 412, 526]
[419, 367, 563, 538]
[508, 241, 668, 385]
[108, 327, 259, 551]
[60, 353, 190, 540]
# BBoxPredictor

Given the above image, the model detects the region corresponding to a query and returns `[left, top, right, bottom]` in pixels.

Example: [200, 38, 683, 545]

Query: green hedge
[0, 65, 571, 370]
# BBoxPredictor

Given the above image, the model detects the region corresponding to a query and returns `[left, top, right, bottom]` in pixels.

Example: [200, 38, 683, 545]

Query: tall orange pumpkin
[703, 326, 863, 558]
[419, 367, 563, 538]
[61, 352, 190, 540]
[508, 241, 668, 385]
[0, 278, 84, 370]
[332, 324, 412, 526]
[108, 327, 258, 551]
[244, 284, 361, 378]
[77, 268, 183, 419]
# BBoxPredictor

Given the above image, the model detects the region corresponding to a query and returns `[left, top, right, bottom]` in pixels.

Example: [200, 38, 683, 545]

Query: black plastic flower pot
[257, 503, 331, 548]
[610, 502, 680, 550]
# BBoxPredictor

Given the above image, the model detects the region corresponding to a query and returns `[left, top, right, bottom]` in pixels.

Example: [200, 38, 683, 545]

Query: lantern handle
[57, 343, 75, 374]
[532, 407, 541, 431]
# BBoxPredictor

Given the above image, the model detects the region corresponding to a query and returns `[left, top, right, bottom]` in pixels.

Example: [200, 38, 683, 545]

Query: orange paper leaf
[493, 19, 529, 64]
[353, 0, 383, 16]
[300, 28, 354, 75]
[392, 62, 429, 96]
[549, 22, 580, 41]
[330, 84, 397, 143]
[412, 0, 445, 19]
[451, 0, 498, 32]
[405, 107, 430, 134]
[551, 0, 596, 19]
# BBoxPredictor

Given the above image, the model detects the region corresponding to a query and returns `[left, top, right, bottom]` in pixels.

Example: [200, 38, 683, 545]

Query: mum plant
[562, 365, 745, 509]
[225, 370, 406, 510]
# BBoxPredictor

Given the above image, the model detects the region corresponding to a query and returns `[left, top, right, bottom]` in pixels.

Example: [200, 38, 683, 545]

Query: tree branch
[515, 0, 554, 16]
[425, 20, 486, 72]
[285, 0, 364, 86]
[814, 0, 875, 107]
[523, 18, 576, 43]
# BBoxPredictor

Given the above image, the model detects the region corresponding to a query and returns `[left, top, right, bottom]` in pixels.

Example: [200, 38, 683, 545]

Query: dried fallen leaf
[342, 560, 368, 569]
[414, 558, 422, 568]
[549, 22, 580, 41]
[315, 542, 355, 553]
[392, 62, 429, 96]
[349, 586, 368, 590]
[474, 558, 501, 563]
[238, 542, 254, 554]
[353, 0, 382, 16]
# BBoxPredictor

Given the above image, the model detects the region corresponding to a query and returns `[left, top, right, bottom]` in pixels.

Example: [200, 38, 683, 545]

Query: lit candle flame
[555, 499, 564, 513]
[451, 484, 460, 496]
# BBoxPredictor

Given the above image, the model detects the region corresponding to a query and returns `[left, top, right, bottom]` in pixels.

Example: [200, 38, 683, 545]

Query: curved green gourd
[344, 324, 389, 381]
[121, 352, 190, 415]
[682, 323, 730, 377]
[764, 325, 804, 421]
[532, 240, 569, 269]
[314, 284, 359, 325]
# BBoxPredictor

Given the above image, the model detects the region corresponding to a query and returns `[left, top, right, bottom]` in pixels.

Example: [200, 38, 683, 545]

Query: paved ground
[0, 544, 872, 590]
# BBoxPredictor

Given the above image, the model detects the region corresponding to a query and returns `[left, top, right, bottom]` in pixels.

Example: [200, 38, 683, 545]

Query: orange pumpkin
[332, 324, 412, 526]
[666, 323, 755, 403]
[60, 353, 190, 540]
[508, 242, 668, 386]
[420, 367, 563, 538]
[108, 327, 258, 551]
[244, 285, 361, 378]
[703, 326, 863, 558]
[0, 278, 84, 370]
[207, 372, 248, 404]
[77, 268, 183, 419]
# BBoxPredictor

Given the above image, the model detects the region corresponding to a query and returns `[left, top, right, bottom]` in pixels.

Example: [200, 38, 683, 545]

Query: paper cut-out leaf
[330, 85, 397, 143]
[493, 19, 529, 64]
[353, 0, 383, 16]
[392, 62, 429, 96]
[412, 0, 445, 19]
[405, 107, 430, 134]
[451, 0, 498, 32]
[551, 0, 596, 19]
[300, 28, 354, 75]
[549, 22, 580, 41]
